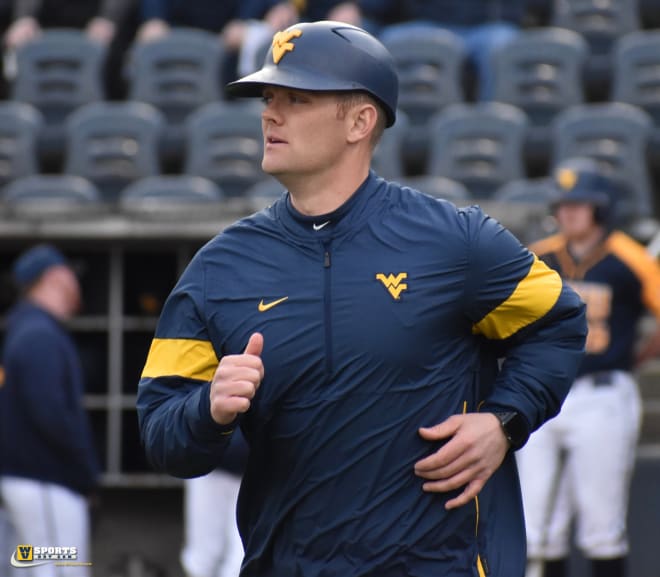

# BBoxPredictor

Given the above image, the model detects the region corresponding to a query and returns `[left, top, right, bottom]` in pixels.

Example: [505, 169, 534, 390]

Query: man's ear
[347, 103, 378, 144]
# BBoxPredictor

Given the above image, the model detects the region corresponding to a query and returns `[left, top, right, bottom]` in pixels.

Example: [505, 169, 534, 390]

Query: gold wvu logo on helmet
[272, 29, 303, 64]
[556, 168, 578, 191]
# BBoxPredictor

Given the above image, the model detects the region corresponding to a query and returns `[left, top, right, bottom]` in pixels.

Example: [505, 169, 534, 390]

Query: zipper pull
[324, 250, 331, 268]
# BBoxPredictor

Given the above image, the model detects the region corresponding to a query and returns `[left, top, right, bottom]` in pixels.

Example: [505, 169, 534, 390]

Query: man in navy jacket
[0, 244, 99, 576]
[138, 21, 587, 577]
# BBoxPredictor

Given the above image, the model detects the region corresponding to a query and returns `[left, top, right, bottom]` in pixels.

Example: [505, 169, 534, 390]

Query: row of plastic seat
[0, 171, 551, 222]
[374, 100, 653, 221]
[0, 99, 267, 199]
[0, 97, 655, 220]
[0, 174, 270, 222]
[7, 24, 660, 130]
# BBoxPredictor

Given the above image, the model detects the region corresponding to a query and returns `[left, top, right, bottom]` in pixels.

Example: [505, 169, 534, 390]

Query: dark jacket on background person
[140, 0, 268, 30]
[0, 301, 99, 495]
[359, 0, 525, 26]
[13, 0, 134, 27]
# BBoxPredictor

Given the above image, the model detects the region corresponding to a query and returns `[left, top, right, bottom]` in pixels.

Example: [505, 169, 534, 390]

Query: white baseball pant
[516, 371, 641, 560]
[0, 476, 91, 577]
[180, 469, 244, 577]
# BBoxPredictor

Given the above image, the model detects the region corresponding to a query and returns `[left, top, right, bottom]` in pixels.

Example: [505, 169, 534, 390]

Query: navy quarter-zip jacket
[138, 172, 586, 576]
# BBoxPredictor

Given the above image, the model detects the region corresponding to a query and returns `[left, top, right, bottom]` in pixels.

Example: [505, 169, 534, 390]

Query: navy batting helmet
[226, 20, 399, 127]
[551, 157, 624, 225]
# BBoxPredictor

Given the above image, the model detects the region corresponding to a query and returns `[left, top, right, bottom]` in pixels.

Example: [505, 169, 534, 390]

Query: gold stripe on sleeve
[472, 256, 563, 340]
[141, 338, 219, 381]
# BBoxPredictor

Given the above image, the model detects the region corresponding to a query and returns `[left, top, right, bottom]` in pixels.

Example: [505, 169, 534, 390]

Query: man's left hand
[414, 413, 509, 510]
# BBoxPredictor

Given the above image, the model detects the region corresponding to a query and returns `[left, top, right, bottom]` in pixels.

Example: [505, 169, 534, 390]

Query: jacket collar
[274, 171, 387, 241]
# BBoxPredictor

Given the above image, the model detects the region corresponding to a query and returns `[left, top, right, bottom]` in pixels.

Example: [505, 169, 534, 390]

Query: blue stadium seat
[125, 28, 225, 169]
[371, 109, 409, 181]
[425, 102, 529, 198]
[380, 25, 466, 174]
[552, 0, 640, 100]
[119, 175, 226, 220]
[490, 27, 588, 174]
[398, 175, 470, 204]
[552, 102, 654, 221]
[0, 101, 42, 187]
[9, 29, 107, 170]
[2, 174, 104, 220]
[184, 100, 268, 198]
[64, 101, 165, 202]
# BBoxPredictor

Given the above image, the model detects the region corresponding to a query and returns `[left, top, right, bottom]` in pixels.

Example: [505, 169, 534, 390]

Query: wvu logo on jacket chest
[272, 29, 303, 64]
[376, 273, 408, 300]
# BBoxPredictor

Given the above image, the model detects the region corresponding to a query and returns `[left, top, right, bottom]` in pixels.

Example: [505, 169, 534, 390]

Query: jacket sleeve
[461, 207, 587, 441]
[136, 250, 235, 478]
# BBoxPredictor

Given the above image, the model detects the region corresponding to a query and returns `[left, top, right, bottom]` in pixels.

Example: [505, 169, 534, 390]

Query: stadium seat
[613, 30, 660, 203]
[612, 31, 660, 124]
[397, 175, 471, 204]
[552, 0, 640, 51]
[551, 102, 654, 220]
[125, 28, 225, 169]
[371, 109, 409, 181]
[64, 101, 164, 202]
[425, 102, 529, 198]
[2, 174, 104, 220]
[119, 175, 226, 220]
[244, 176, 286, 211]
[491, 177, 559, 242]
[490, 27, 588, 175]
[9, 29, 107, 170]
[184, 100, 268, 198]
[380, 25, 466, 174]
[493, 176, 558, 205]
[552, 0, 640, 100]
[0, 101, 42, 187]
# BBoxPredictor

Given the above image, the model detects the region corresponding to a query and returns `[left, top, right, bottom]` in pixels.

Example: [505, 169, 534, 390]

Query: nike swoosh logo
[258, 296, 289, 312]
[313, 221, 330, 231]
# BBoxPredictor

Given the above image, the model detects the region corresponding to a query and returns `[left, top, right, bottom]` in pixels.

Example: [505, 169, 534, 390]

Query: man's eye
[261, 96, 272, 105]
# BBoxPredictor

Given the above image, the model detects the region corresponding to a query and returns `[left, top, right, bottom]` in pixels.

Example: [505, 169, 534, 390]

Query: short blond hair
[336, 92, 387, 147]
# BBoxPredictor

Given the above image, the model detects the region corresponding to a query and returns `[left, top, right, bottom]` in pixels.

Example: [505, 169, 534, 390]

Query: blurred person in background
[517, 158, 660, 577]
[181, 430, 249, 577]
[4, 0, 135, 48]
[229, 1, 365, 76]
[136, 0, 272, 84]
[0, 244, 100, 577]
[3, 0, 139, 97]
[136, 0, 367, 83]
[359, 0, 526, 99]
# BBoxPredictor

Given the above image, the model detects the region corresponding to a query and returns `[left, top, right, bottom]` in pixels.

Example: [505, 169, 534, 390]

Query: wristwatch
[492, 411, 529, 450]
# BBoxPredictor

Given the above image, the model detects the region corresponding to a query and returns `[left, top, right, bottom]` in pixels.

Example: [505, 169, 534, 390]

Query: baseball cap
[12, 244, 68, 289]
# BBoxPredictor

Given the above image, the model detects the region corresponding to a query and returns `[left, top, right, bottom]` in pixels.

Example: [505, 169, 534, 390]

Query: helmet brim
[227, 67, 396, 127]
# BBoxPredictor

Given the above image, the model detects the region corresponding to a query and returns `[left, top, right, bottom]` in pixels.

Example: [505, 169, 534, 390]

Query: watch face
[495, 411, 528, 450]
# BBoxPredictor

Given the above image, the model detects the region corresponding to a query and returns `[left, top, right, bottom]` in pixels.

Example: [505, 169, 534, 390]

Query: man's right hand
[210, 333, 264, 425]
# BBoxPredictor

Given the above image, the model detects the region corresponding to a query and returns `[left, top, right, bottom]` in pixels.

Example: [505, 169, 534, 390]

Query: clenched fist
[210, 333, 264, 425]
